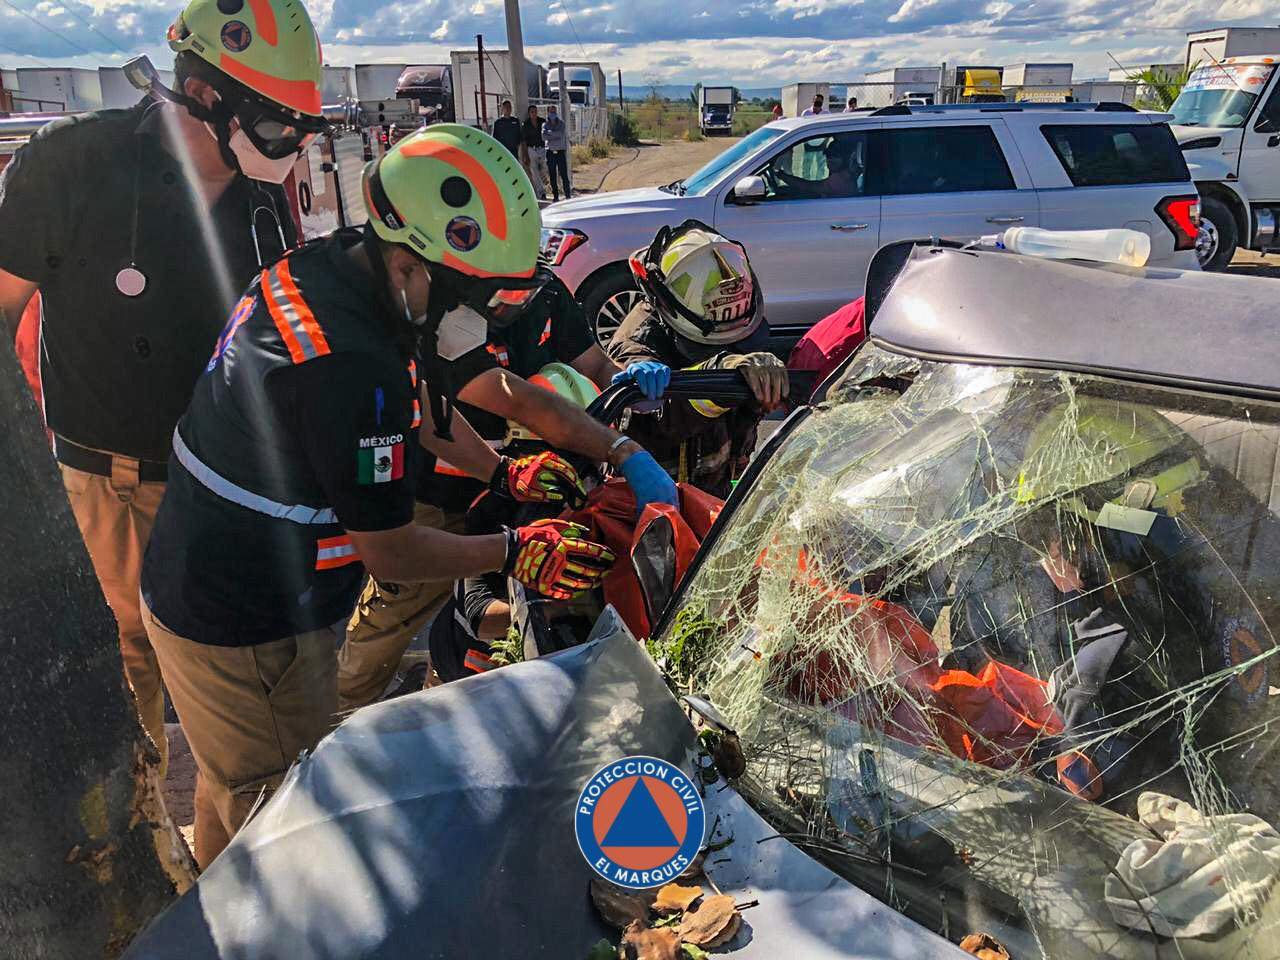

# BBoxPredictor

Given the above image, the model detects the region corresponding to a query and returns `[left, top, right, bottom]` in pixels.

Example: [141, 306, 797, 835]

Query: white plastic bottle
[980, 227, 1151, 267]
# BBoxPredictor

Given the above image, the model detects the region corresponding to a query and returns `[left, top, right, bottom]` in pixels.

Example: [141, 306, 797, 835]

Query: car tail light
[1156, 195, 1200, 251]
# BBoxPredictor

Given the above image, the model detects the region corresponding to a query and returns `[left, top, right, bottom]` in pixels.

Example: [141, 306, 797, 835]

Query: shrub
[609, 112, 640, 146]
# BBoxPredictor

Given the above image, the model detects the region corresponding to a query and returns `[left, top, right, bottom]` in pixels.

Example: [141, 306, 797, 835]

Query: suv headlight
[539, 227, 588, 266]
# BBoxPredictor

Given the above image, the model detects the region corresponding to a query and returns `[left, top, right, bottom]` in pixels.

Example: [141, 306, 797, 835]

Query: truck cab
[699, 86, 735, 136]
[1170, 55, 1280, 269]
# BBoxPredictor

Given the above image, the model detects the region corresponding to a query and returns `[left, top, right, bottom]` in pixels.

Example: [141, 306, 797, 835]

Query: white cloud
[430, 19, 449, 40]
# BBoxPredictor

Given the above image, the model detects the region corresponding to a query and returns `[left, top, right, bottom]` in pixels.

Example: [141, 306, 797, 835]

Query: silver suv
[540, 103, 1202, 339]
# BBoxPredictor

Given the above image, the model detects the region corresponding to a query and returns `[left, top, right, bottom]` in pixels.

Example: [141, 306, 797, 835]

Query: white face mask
[204, 121, 296, 183]
[436, 306, 488, 360]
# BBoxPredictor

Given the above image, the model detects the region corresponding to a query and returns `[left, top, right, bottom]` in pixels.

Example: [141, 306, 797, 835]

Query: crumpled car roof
[868, 246, 1280, 400]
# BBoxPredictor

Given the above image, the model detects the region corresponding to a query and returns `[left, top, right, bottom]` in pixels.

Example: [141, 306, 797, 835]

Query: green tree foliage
[1135, 67, 1189, 111]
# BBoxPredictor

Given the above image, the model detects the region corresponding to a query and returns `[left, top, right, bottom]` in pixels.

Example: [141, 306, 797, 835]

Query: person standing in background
[543, 105, 571, 202]
[491, 100, 521, 158]
[801, 93, 825, 116]
[522, 104, 549, 202]
[771, 103, 783, 121]
[844, 95, 859, 112]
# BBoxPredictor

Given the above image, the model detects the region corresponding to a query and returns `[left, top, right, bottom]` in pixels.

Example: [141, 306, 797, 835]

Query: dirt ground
[571, 136, 741, 194]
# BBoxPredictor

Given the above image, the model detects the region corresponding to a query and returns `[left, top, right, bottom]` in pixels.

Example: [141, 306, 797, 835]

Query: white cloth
[1104, 792, 1280, 938]
[525, 146, 549, 201]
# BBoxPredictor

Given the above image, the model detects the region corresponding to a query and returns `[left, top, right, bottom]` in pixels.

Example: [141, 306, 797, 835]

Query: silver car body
[543, 107, 1200, 329]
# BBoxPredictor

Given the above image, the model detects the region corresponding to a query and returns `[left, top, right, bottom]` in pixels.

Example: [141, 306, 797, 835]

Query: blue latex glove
[611, 360, 672, 401]
[618, 449, 679, 512]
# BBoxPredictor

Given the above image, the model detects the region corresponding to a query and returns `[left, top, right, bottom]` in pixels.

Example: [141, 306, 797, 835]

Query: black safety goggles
[226, 89, 327, 159]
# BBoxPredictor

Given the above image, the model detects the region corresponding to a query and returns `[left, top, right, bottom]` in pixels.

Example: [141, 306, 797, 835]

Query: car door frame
[871, 117, 1040, 250]
[710, 118, 884, 327]
[1241, 69, 1280, 202]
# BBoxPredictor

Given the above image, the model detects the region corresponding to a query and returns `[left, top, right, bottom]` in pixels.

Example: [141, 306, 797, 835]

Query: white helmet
[629, 220, 763, 345]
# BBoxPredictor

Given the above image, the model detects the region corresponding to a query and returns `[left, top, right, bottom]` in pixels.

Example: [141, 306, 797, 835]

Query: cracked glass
[657, 343, 1280, 958]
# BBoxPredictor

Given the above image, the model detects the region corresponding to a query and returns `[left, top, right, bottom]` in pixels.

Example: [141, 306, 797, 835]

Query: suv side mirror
[731, 175, 766, 203]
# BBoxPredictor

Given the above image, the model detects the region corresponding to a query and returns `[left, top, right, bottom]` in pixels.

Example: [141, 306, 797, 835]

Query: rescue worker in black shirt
[139, 125, 617, 866]
[338, 269, 677, 709]
[608, 221, 790, 498]
[0, 0, 326, 776]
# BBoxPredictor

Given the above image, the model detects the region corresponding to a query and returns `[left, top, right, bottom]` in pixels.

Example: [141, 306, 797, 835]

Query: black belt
[54, 437, 168, 483]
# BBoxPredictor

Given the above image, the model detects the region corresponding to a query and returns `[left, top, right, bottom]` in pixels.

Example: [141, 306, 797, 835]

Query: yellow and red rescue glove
[502, 519, 615, 600]
[491, 451, 587, 507]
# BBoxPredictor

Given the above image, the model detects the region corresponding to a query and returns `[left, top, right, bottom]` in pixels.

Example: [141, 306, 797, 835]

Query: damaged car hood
[124, 612, 966, 958]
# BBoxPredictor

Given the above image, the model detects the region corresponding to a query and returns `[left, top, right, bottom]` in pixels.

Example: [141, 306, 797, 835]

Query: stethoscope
[115, 124, 288, 297]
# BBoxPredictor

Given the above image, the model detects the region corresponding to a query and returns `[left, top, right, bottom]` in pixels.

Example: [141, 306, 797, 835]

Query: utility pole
[503, 0, 528, 121]
[618, 68, 624, 113]
[477, 33, 488, 127]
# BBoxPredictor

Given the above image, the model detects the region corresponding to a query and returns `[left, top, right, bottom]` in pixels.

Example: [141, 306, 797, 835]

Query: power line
[556, 0, 588, 58]
[0, 0, 96, 57]
[52, 0, 131, 56]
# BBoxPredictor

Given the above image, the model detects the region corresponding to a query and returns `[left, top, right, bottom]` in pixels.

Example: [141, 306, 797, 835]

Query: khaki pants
[143, 600, 340, 868]
[525, 146, 549, 201]
[337, 502, 465, 711]
[60, 462, 169, 776]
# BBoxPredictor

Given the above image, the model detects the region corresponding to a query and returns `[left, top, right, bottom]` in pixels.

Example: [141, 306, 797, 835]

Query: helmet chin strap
[144, 73, 241, 172]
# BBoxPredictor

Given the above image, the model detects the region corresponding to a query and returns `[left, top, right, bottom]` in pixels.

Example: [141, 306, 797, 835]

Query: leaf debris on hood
[591, 877, 656, 929]
[676, 893, 742, 948]
[620, 919, 681, 960]
[653, 882, 703, 915]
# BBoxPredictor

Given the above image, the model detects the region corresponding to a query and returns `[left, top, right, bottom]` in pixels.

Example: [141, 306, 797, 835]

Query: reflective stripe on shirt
[315, 534, 359, 570]
[262, 260, 332, 364]
[173, 426, 338, 525]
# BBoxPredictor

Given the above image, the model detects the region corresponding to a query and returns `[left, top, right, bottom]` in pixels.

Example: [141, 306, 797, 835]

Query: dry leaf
[653, 882, 703, 915]
[590, 877, 654, 929]
[679, 850, 706, 880]
[620, 920, 681, 960]
[960, 932, 1012, 960]
[711, 732, 747, 779]
[677, 893, 741, 948]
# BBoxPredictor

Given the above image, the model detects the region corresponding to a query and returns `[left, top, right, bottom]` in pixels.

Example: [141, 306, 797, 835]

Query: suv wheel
[580, 265, 640, 347]
[1196, 196, 1238, 272]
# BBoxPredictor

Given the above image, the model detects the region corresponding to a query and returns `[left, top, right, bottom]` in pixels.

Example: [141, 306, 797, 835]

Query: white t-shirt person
[801, 98, 825, 116]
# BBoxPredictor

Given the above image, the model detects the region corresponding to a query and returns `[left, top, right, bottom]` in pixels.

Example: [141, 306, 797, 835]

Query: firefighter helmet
[167, 0, 323, 118]
[362, 124, 541, 280]
[630, 220, 763, 346]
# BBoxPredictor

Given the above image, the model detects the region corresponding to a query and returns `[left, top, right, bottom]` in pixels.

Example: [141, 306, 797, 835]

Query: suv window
[757, 130, 870, 200]
[877, 125, 1015, 194]
[1041, 123, 1190, 186]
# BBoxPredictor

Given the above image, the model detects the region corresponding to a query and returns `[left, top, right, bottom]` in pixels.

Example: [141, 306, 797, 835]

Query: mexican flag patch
[357, 435, 405, 484]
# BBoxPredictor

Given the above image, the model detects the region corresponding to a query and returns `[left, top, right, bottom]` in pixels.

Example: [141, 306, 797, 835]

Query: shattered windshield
[658, 344, 1280, 958]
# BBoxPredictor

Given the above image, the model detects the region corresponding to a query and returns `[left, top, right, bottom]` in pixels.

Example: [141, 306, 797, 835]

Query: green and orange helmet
[361, 124, 542, 282]
[168, 0, 325, 155]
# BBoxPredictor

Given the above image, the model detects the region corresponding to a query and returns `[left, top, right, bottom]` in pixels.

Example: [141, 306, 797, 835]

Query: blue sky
[0, 0, 1270, 84]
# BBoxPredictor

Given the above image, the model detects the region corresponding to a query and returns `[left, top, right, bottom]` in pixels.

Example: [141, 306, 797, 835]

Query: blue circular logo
[220, 20, 252, 52]
[445, 215, 482, 252]
[574, 755, 705, 890]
